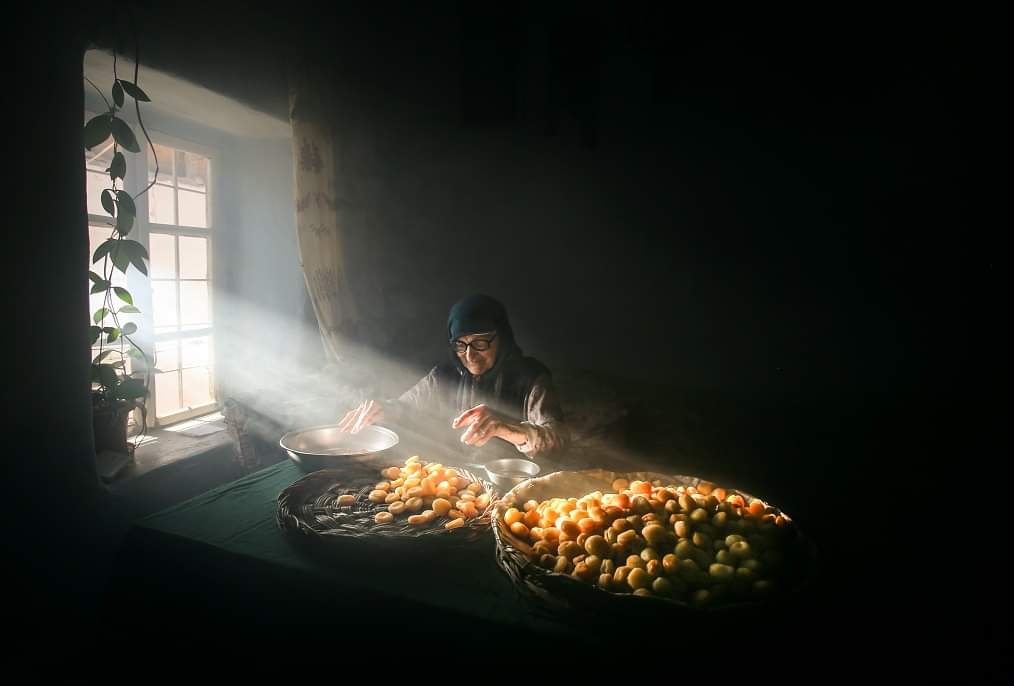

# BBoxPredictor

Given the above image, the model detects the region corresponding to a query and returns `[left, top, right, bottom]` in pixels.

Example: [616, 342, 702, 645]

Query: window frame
[144, 132, 218, 426]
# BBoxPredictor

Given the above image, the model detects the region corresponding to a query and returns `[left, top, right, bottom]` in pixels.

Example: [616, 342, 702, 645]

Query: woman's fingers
[339, 400, 381, 433]
[367, 401, 384, 428]
[471, 424, 494, 447]
[451, 404, 486, 429]
[460, 414, 498, 446]
[459, 416, 481, 444]
[459, 420, 479, 444]
[351, 401, 382, 434]
[337, 407, 360, 432]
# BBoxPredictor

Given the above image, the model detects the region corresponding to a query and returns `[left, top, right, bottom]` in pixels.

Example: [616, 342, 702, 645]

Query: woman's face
[453, 331, 499, 377]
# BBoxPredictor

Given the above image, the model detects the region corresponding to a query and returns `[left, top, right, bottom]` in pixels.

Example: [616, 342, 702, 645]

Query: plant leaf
[116, 191, 136, 219]
[112, 81, 124, 108]
[113, 286, 133, 305]
[115, 209, 134, 237]
[131, 253, 148, 275]
[89, 325, 102, 345]
[106, 328, 120, 344]
[121, 322, 138, 335]
[88, 271, 104, 285]
[110, 116, 140, 153]
[132, 240, 149, 261]
[97, 364, 120, 389]
[114, 194, 135, 236]
[109, 151, 126, 182]
[115, 378, 148, 400]
[90, 280, 109, 294]
[93, 349, 114, 364]
[118, 80, 151, 102]
[109, 242, 130, 273]
[83, 114, 111, 150]
[118, 305, 140, 314]
[100, 189, 116, 216]
[92, 238, 116, 265]
[93, 307, 110, 324]
[122, 239, 149, 275]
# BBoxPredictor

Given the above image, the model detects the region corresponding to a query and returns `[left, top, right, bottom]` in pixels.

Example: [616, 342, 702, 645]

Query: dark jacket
[386, 343, 569, 461]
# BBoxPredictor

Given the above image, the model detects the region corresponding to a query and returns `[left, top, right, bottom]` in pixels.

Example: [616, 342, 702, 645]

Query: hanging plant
[84, 50, 160, 440]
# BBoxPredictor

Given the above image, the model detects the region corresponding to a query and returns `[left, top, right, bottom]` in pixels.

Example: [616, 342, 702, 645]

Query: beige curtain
[288, 68, 358, 365]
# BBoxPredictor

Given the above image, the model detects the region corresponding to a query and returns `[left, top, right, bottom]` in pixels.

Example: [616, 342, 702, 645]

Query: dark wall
[293, 7, 964, 398]
[15, 7, 115, 624]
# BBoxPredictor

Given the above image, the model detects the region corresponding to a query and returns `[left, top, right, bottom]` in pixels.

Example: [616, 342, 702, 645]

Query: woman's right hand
[337, 399, 384, 433]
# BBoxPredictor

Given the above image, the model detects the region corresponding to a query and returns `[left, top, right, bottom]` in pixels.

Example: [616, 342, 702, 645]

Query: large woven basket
[493, 468, 818, 621]
[277, 465, 497, 546]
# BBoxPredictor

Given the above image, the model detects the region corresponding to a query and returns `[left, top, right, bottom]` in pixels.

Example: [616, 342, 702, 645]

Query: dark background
[14, 2, 992, 674]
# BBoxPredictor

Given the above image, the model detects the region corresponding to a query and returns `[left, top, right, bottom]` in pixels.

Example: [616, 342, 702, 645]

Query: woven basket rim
[277, 465, 498, 543]
[493, 468, 819, 613]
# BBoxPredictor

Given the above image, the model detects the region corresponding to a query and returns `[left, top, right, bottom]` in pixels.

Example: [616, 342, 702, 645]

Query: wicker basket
[277, 465, 497, 545]
[493, 468, 818, 620]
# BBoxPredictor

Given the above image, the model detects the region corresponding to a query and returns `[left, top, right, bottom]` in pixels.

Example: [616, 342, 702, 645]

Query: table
[105, 459, 568, 638]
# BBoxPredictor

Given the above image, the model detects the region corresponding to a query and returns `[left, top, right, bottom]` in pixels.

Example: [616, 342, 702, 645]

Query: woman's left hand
[451, 404, 515, 447]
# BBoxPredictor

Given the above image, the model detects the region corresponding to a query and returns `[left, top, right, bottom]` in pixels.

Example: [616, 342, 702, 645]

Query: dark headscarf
[439, 294, 547, 421]
[447, 294, 515, 346]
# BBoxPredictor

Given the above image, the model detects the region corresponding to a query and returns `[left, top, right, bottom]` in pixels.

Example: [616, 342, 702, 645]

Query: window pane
[180, 281, 209, 325]
[180, 336, 210, 368]
[89, 225, 111, 259]
[86, 171, 113, 217]
[149, 143, 174, 184]
[149, 233, 176, 279]
[149, 184, 175, 225]
[181, 367, 213, 408]
[108, 310, 140, 339]
[179, 236, 207, 279]
[152, 280, 178, 328]
[176, 150, 209, 192]
[177, 189, 208, 228]
[85, 139, 114, 173]
[155, 340, 179, 372]
[155, 372, 181, 417]
[84, 123, 115, 216]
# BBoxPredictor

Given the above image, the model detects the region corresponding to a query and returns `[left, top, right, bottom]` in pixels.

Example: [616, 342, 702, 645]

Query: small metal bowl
[279, 424, 399, 473]
[484, 458, 541, 491]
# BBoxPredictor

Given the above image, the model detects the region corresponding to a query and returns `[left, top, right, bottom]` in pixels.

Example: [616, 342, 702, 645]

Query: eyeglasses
[451, 333, 497, 354]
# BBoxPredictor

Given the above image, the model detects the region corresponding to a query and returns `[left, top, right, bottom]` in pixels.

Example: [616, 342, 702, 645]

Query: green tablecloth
[118, 459, 562, 632]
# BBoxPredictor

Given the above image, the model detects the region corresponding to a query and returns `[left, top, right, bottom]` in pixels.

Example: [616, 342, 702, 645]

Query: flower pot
[93, 400, 134, 456]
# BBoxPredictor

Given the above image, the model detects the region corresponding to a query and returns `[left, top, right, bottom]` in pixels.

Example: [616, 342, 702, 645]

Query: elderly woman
[338, 294, 568, 462]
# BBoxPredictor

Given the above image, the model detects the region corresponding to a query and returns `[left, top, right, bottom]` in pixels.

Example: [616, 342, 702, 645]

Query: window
[85, 116, 217, 428]
[148, 141, 217, 424]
